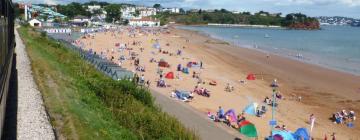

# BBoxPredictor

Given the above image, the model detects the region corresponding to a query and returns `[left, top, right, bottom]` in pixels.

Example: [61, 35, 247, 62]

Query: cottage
[129, 17, 160, 27]
[28, 18, 42, 27]
[73, 15, 90, 22]
[71, 15, 90, 27]
[139, 8, 157, 17]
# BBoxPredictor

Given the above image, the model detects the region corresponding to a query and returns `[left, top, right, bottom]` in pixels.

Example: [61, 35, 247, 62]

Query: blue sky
[16, 0, 360, 18]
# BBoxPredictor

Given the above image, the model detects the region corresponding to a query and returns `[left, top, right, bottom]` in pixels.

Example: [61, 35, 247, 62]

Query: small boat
[264, 34, 270, 38]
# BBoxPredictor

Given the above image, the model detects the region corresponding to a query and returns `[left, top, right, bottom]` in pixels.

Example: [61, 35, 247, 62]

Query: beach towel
[159, 61, 170, 67]
[175, 90, 191, 101]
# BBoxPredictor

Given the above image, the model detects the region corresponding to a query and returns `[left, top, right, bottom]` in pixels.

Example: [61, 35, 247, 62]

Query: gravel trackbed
[15, 28, 55, 140]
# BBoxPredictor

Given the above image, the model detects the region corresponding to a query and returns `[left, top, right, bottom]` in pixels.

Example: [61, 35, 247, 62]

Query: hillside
[18, 26, 198, 140]
[156, 10, 320, 29]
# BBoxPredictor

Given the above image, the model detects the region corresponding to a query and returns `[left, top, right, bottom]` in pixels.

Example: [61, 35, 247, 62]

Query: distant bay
[178, 25, 360, 76]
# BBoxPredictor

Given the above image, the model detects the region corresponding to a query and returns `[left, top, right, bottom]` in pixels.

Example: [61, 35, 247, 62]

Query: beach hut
[243, 102, 258, 116]
[238, 120, 258, 138]
[165, 72, 174, 79]
[247, 73, 256, 80]
[115, 43, 120, 47]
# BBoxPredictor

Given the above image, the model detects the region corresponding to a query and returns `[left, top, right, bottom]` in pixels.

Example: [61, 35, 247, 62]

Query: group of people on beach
[207, 106, 247, 128]
[73, 25, 359, 139]
[332, 109, 356, 124]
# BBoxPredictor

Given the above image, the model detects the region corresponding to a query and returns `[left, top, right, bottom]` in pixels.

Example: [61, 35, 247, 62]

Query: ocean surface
[178, 25, 360, 76]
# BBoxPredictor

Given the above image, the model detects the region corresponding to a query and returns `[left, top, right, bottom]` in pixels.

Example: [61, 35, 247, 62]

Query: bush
[40, 31, 47, 38]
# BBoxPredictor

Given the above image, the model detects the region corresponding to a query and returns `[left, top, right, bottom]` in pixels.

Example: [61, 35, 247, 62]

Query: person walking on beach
[200, 61, 203, 69]
[331, 133, 336, 140]
[146, 80, 151, 88]
[310, 114, 316, 132]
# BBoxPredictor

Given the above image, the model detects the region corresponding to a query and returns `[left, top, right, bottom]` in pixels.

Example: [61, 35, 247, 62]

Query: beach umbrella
[238, 120, 258, 138]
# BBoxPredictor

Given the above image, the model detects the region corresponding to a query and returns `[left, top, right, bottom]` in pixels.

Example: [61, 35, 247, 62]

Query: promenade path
[150, 89, 243, 140]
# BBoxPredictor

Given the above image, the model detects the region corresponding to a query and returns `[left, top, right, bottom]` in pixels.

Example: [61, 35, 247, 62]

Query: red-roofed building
[129, 17, 160, 27]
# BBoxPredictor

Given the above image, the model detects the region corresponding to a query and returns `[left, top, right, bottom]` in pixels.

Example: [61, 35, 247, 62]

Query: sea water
[178, 25, 360, 76]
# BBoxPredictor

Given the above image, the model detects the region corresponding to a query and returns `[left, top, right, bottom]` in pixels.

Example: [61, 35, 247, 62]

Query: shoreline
[177, 25, 360, 76]
[207, 23, 283, 29]
[78, 26, 360, 139]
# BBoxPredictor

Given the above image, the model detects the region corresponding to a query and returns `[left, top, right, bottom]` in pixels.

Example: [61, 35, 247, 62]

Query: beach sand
[78, 26, 360, 139]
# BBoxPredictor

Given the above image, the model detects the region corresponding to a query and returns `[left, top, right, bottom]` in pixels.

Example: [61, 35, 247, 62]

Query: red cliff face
[288, 21, 320, 30]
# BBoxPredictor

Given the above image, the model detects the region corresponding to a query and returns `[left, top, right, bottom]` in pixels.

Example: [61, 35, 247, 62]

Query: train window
[0, 16, 4, 75]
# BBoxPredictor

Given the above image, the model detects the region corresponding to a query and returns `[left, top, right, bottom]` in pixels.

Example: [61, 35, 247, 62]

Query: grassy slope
[18, 26, 198, 140]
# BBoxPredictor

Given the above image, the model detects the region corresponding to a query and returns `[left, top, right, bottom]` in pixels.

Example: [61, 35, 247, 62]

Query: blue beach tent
[243, 102, 258, 116]
[293, 128, 310, 140]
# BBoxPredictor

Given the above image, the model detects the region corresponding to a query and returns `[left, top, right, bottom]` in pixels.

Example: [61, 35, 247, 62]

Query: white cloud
[14, 0, 360, 18]
[280, 0, 360, 6]
[43, 0, 57, 5]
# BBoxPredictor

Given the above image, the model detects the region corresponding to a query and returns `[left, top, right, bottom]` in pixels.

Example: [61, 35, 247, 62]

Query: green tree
[105, 4, 122, 23]
[198, 9, 202, 14]
[41, 15, 48, 22]
[179, 8, 185, 14]
[92, 9, 103, 16]
[133, 10, 140, 17]
[153, 4, 162, 9]
[220, 9, 229, 13]
[57, 2, 90, 18]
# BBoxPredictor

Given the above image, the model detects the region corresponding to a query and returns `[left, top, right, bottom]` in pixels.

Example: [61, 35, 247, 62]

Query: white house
[28, 18, 42, 27]
[129, 17, 160, 27]
[73, 15, 90, 22]
[121, 6, 136, 20]
[162, 8, 180, 13]
[87, 5, 101, 13]
[139, 8, 157, 17]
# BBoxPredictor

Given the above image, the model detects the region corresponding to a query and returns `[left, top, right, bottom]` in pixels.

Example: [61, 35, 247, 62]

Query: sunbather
[224, 115, 231, 127]
[275, 92, 283, 99]
[237, 113, 246, 123]
[225, 83, 234, 92]
[349, 111, 356, 121]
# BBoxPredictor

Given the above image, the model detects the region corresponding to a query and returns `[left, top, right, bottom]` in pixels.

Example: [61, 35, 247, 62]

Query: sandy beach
[78, 26, 360, 139]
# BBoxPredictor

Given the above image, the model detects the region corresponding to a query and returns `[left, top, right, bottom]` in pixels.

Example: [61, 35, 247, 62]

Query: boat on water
[264, 34, 270, 38]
